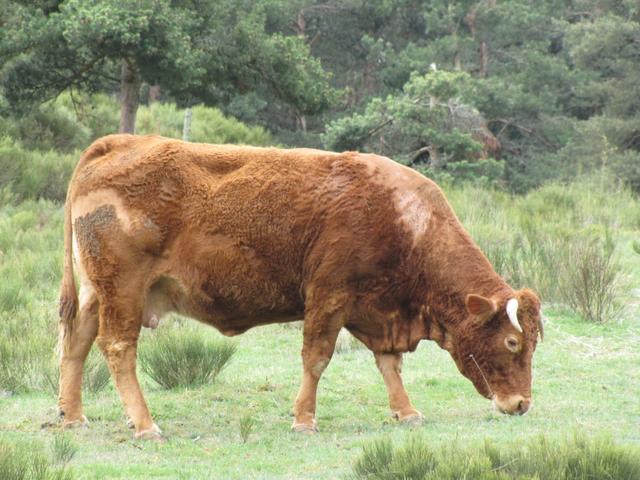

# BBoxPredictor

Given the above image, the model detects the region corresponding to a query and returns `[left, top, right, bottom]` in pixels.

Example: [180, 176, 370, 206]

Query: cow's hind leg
[292, 298, 345, 433]
[96, 298, 161, 440]
[374, 353, 423, 425]
[58, 287, 98, 427]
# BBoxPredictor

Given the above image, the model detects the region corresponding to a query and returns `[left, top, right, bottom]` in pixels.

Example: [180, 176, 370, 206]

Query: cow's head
[448, 288, 542, 415]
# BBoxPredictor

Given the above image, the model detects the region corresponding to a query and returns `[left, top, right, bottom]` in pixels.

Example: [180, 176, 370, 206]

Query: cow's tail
[58, 179, 78, 344]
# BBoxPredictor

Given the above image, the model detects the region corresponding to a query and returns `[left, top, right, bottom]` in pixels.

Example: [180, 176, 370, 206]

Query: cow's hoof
[63, 415, 89, 429]
[126, 417, 134, 430]
[398, 412, 424, 427]
[291, 421, 318, 434]
[134, 423, 164, 441]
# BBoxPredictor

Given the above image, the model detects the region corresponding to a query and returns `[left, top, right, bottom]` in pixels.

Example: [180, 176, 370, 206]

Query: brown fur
[58, 134, 542, 436]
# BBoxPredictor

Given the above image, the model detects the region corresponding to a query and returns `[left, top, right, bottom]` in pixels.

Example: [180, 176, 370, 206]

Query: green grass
[0, 438, 74, 480]
[139, 327, 236, 389]
[352, 433, 640, 479]
[0, 179, 639, 478]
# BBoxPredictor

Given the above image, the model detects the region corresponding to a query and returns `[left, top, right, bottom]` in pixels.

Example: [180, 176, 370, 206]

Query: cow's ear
[465, 294, 497, 317]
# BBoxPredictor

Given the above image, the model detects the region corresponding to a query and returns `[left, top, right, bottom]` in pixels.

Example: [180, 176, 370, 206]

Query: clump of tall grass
[559, 232, 629, 323]
[0, 438, 74, 480]
[352, 433, 640, 479]
[139, 328, 236, 389]
[50, 434, 78, 466]
[239, 413, 257, 444]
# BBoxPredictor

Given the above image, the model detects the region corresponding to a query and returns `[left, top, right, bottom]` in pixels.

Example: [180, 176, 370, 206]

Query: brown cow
[58, 134, 543, 439]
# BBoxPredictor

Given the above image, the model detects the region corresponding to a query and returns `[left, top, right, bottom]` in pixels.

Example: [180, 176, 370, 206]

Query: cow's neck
[418, 219, 511, 344]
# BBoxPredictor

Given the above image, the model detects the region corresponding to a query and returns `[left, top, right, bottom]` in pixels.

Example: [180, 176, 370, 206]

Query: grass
[0, 438, 74, 480]
[238, 413, 257, 444]
[139, 327, 237, 389]
[352, 433, 640, 479]
[0, 177, 638, 478]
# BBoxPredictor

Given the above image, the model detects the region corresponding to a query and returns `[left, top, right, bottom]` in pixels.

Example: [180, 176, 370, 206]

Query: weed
[239, 414, 257, 444]
[50, 434, 77, 465]
[139, 328, 236, 389]
[560, 232, 629, 323]
[351, 433, 640, 479]
[0, 439, 73, 480]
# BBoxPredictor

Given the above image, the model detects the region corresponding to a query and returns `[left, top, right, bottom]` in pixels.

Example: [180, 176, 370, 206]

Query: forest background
[0, 1, 639, 479]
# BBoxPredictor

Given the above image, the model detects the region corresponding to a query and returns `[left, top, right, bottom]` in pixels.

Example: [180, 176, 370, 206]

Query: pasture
[1, 178, 638, 478]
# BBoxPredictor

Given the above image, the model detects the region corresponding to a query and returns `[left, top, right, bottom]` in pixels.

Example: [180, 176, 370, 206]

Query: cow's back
[69, 136, 384, 330]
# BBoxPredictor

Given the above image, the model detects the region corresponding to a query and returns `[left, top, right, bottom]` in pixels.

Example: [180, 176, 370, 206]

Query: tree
[0, 0, 335, 133]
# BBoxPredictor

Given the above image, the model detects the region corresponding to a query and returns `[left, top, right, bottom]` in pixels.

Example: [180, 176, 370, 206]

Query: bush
[0, 439, 74, 480]
[136, 103, 272, 146]
[0, 137, 76, 203]
[0, 95, 92, 153]
[352, 433, 640, 480]
[559, 232, 629, 323]
[139, 328, 236, 389]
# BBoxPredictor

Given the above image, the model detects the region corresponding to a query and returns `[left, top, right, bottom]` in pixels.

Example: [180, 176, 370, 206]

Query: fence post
[182, 107, 193, 141]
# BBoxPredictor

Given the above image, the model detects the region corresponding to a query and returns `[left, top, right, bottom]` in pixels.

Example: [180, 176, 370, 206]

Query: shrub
[136, 103, 272, 146]
[0, 137, 76, 203]
[0, 439, 74, 480]
[352, 433, 640, 480]
[139, 328, 236, 389]
[0, 95, 92, 153]
[559, 232, 629, 323]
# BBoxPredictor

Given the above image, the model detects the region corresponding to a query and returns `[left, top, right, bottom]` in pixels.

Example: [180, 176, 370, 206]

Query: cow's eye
[504, 335, 520, 352]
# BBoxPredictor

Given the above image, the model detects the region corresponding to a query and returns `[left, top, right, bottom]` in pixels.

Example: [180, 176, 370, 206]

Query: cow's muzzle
[493, 395, 531, 415]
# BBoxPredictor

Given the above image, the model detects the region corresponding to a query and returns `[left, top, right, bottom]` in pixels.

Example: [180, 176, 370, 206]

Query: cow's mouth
[492, 395, 532, 415]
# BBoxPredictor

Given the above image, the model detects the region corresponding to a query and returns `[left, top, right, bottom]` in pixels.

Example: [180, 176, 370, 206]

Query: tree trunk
[148, 84, 161, 103]
[465, 2, 493, 78]
[119, 60, 142, 134]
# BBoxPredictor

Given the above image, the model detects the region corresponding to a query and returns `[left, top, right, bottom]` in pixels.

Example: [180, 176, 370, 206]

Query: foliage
[0, 439, 74, 480]
[323, 71, 482, 162]
[0, 137, 76, 203]
[0, 0, 335, 132]
[559, 232, 629, 323]
[239, 413, 257, 444]
[50, 434, 77, 466]
[139, 328, 236, 389]
[352, 433, 640, 480]
[136, 102, 272, 146]
[0, 96, 272, 204]
[447, 176, 637, 315]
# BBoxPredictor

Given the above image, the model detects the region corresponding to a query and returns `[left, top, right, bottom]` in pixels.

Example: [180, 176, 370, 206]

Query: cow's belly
[149, 237, 305, 335]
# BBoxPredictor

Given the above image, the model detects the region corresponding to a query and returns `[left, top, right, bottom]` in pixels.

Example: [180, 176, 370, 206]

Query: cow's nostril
[517, 398, 531, 415]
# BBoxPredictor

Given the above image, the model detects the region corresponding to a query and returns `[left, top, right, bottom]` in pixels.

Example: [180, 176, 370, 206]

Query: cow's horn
[506, 298, 523, 333]
[537, 313, 545, 342]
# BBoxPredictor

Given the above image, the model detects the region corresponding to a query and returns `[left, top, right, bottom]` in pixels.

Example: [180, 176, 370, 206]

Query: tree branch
[491, 118, 558, 149]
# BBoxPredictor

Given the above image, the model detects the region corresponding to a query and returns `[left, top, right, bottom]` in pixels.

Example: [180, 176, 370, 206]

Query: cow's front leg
[292, 310, 343, 433]
[375, 353, 423, 425]
[96, 303, 161, 440]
